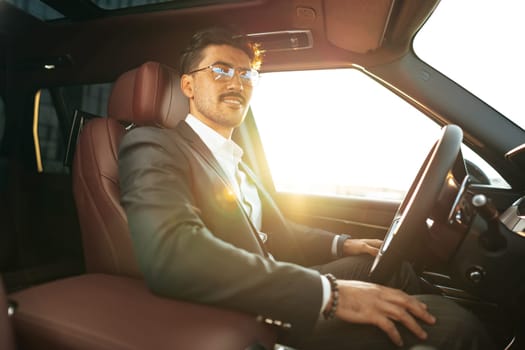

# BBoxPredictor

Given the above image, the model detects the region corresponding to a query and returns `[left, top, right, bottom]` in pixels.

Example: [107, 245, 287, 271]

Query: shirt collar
[185, 114, 243, 163]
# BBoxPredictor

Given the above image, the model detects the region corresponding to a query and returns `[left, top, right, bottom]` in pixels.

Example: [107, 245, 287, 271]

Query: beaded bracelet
[322, 273, 339, 320]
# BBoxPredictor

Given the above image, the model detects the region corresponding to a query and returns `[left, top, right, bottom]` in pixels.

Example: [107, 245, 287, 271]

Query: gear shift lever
[472, 194, 506, 251]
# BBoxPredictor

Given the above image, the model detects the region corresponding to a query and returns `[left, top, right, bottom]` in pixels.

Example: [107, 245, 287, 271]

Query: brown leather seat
[72, 61, 187, 277]
[10, 274, 276, 350]
[9, 62, 277, 349]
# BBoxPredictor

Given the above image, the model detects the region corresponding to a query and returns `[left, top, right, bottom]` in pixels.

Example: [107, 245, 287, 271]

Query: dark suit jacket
[119, 121, 336, 336]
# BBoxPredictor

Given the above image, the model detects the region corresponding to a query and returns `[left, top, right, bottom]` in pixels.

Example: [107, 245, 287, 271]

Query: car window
[64, 84, 112, 117]
[36, 84, 111, 173]
[414, 0, 525, 130]
[6, 0, 64, 20]
[250, 69, 509, 201]
[37, 89, 64, 173]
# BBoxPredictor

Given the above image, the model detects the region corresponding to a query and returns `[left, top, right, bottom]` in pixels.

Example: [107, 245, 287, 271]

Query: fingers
[375, 308, 428, 347]
[376, 317, 404, 347]
[384, 289, 436, 325]
[379, 290, 436, 345]
[365, 239, 383, 248]
[343, 239, 383, 256]
[404, 298, 436, 325]
[363, 243, 380, 256]
[360, 239, 382, 256]
[384, 290, 435, 322]
[382, 300, 429, 342]
[337, 281, 436, 347]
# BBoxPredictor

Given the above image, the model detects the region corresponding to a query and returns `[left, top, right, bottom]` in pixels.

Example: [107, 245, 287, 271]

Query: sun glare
[250, 0, 515, 199]
[251, 69, 439, 199]
[414, 0, 525, 129]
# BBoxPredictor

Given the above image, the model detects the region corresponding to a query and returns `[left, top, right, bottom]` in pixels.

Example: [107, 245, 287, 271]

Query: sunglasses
[189, 63, 259, 86]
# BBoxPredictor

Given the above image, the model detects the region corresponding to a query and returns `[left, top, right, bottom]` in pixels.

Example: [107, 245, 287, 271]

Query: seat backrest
[72, 61, 187, 277]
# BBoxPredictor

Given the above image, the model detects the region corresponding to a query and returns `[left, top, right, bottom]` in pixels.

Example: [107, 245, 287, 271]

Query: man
[119, 27, 494, 349]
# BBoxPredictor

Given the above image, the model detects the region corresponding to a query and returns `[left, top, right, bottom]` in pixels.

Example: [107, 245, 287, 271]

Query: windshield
[414, 0, 525, 130]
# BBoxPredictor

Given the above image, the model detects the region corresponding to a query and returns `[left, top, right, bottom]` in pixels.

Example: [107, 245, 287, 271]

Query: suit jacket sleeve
[242, 163, 336, 266]
[119, 126, 323, 337]
[285, 221, 337, 266]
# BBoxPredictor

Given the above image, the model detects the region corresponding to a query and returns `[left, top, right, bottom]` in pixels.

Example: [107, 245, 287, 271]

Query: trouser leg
[285, 256, 496, 350]
[294, 295, 495, 350]
[312, 255, 422, 294]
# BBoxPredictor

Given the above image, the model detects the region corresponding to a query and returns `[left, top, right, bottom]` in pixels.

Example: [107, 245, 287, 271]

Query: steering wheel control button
[467, 267, 485, 284]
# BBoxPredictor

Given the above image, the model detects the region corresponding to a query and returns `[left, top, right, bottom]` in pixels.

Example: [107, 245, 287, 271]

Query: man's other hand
[334, 280, 436, 347]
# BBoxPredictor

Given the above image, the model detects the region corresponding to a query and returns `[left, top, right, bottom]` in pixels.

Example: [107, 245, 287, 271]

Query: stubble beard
[193, 92, 247, 130]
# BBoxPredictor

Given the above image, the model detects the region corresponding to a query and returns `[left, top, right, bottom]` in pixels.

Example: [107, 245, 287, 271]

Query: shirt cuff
[331, 235, 339, 257]
[319, 274, 331, 315]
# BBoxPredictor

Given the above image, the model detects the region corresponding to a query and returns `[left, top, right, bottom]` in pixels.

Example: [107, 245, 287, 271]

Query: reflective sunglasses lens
[254, 71, 260, 85]
[242, 69, 259, 86]
[211, 66, 233, 79]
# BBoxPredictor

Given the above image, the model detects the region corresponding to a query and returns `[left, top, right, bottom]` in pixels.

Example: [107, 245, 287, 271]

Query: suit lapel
[240, 161, 308, 265]
[176, 122, 306, 263]
[239, 162, 288, 229]
[175, 121, 271, 257]
[175, 121, 231, 185]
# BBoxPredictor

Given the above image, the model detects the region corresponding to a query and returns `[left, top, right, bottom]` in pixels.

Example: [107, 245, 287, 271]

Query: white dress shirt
[185, 114, 333, 317]
[185, 115, 262, 229]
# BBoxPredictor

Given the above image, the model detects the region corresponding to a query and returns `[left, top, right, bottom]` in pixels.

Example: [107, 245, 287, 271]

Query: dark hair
[179, 27, 262, 75]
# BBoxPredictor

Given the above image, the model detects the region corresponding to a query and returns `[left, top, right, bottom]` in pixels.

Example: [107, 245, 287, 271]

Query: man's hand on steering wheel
[343, 238, 383, 257]
[369, 125, 464, 284]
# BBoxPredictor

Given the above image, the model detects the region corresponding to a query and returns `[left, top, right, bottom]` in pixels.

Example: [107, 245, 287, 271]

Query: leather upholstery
[10, 62, 276, 350]
[108, 61, 188, 127]
[10, 274, 276, 350]
[73, 61, 188, 277]
[73, 116, 139, 276]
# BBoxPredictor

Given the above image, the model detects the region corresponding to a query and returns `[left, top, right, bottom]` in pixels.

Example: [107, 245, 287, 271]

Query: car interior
[1, 0, 525, 349]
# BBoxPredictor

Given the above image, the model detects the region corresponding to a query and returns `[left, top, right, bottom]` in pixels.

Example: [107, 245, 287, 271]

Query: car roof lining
[1, 0, 440, 85]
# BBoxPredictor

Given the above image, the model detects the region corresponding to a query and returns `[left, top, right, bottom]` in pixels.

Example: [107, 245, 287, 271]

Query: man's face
[182, 44, 254, 138]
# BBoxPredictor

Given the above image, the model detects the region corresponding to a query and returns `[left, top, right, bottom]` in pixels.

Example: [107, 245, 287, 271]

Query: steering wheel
[369, 124, 463, 284]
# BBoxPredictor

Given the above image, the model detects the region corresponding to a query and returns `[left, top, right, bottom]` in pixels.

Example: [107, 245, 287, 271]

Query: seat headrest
[107, 61, 188, 128]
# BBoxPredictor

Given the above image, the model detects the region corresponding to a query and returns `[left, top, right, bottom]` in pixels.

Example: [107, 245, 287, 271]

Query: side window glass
[64, 84, 112, 117]
[36, 83, 112, 173]
[37, 90, 65, 173]
[250, 69, 509, 201]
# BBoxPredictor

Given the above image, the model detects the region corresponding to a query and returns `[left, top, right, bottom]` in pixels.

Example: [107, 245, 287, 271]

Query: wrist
[337, 234, 351, 257]
[322, 273, 339, 320]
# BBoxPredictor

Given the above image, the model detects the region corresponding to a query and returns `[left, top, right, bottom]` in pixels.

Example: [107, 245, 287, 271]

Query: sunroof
[6, 0, 64, 20]
[5, 0, 252, 22]
[92, 0, 173, 10]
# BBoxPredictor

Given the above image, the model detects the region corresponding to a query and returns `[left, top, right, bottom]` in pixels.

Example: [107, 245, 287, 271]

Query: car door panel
[274, 192, 397, 239]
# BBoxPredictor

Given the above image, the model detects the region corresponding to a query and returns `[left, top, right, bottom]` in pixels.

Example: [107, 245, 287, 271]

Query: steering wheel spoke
[370, 125, 465, 284]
